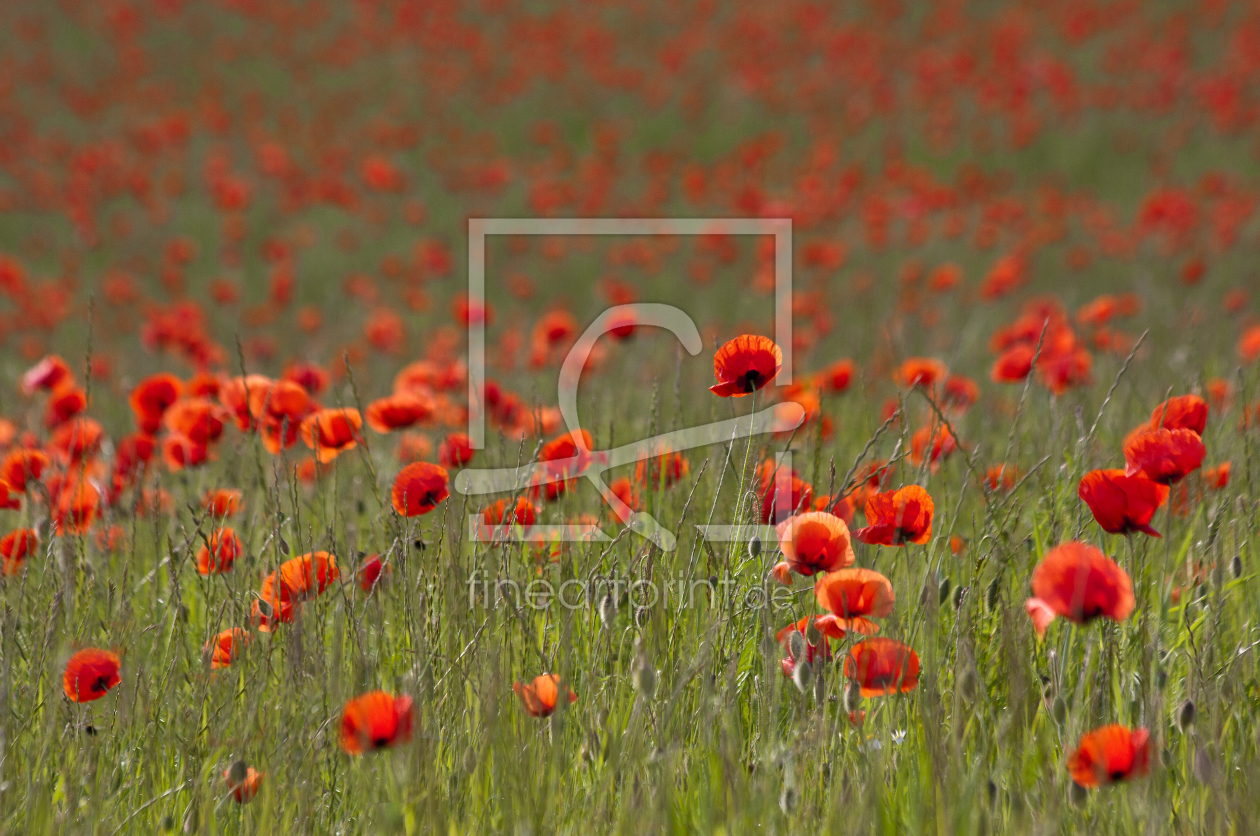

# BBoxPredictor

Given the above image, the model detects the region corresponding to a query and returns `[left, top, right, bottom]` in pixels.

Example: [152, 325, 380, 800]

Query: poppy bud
[787, 630, 807, 662]
[632, 660, 657, 700]
[1231, 555, 1243, 579]
[1178, 699, 1196, 731]
[958, 667, 977, 702]
[1069, 781, 1089, 806]
[598, 593, 616, 628]
[938, 576, 952, 606]
[226, 759, 249, 786]
[779, 786, 797, 815]
[985, 779, 998, 808]
[1156, 666, 1167, 690]
[1052, 696, 1067, 725]
[748, 536, 762, 558]
[634, 606, 651, 630]
[792, 658, 813, 693]
[844, 678, 862, 713]
[951, 584, 966, 611]
[986, 576, 1001, 611]
[805, 620, 821, 645]
[278, 535, 290, 555]
[812, 664, 826, 702]
[770, 561, 792, 586]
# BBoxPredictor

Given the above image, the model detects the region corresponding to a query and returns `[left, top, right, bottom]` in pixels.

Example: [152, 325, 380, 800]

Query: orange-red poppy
[224, 764, 263, 803]
[300, 408, 363, 463]
[365, 391, 435, 433]
[219, 374, 274, 430]
[203, 488, 243, 517]
[438, 432, 474, 467]
[844, 638, 920, 697]
[63, 648, 121, 702]
[709, 335, 782, 397]
[773, 512, 855, 578]
[538, 429, 595, 500]
[340, 691, 414, 754]
[990, 343, 1036, 383]
[358, 554, 390, 592]
[757, 460, 814, 524]
[280, 551, 341, 600]
[1025, 542, 1134, 638]
[252, 572, 296, 632]
[49, 418, 104, 463]
[816, 359, 855, 393]
[1149, 394, 1207, 436]
[164, 398, 227, 445]
[54, 478, 101, 535]
[1067, 725, 1152, 788]
[514, 673, 577, 717]
[854, 485, 934, 546]
[205, 627, 250, 669]
[894, 357, 947, 388]
[480, 497, 539, 540]
[1203, 462, 1231, 489]
[1078, 469, 1170, 538]
[985, 464, 1020, 492]
[45, 383, 87, 428]
[391, 462, 450, 517]
[813, 568, 894, 636]
[129, 373, 183, 432]
[1, 449, 48, 491]
[1122, 427, 1206, 484]
[909, 424, 959, 471]
[162, 433, 210, 471]
[0, 480, 19, 511]
[197, 528, 243, 574]
[1, 528, 37, 575]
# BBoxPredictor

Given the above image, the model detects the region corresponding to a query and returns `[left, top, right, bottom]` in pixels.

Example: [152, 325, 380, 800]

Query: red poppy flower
[164, 398, 227, 445]
[49, 418, 104, 463]
[1149, 395, 1207, 435]
[391, 462, 450, 517]
[985, 464, 1020, 492]
[280, 552, 340, 600]
[990, 344, 1036, 383]
[893, 357, 947, 388]
[942, 375, 980, 411]
[252, 573, 296, 632]
[358, 554, 390, 592]
[634, 450, 690, 488]
[0, 480, 19, 511]
[1024, 542, 1134, 638]
[438, 432, 474, 467]
[1078, 469, 1170, 538]
[197, 528, 243, 574]
[709, 335, 783, 397]
[538, 429, 595, 500]
[480, 497, 539, 541]
[54, 478, 100, 535]
[855, 485, 934, 546]
[772, 512, 855, 578]
[813, 568, 894, 637]
[1067, 725, 1153, 788]
[2, 449, 49, 491]
[63, 648, 121, 702]
[203, 488, 243, 517]
[816, 359, 855, 393]
[129, 373, 183, 433]
[283, 362, 329, 396]
[224, 764, 263, 803]
[22, 355, 73, 395]
[1, 527, 37, 575]
[45, 383, 87, 428]
[205, 627, 250, 669]
[1203, 462, 1231, 489]
[909, 425, 959, 471]
[844, 638, 920, 697]
[300, 408, 363, 463]
[1122, 427, 1206, 484]
[219, 374, 274, 431]
[162, 433, 210, 471]
[514, 673, 577, 717]
[365, 392, 435, 433]
[340, 691, 414, 754]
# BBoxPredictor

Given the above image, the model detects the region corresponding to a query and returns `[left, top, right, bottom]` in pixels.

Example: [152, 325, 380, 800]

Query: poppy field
[6, 0, 1260, 833]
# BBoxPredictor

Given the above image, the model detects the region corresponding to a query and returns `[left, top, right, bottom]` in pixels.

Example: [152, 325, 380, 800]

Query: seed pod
[787, 630, 807, 662]
[1231, 555, 1243, 579]
[844, 678, 863, 713]
[598, 593, 617, 628]
[792, 659, 813, 693]
[1178, 699, 1196, 731]
[986, 576, 1001, 611]
[632, 660, 657, 700]
[1052, 696, 1067, 725]
[748, 536, 762, 558]
[278, 535, 290, 555]
[938, 576, 952, 606]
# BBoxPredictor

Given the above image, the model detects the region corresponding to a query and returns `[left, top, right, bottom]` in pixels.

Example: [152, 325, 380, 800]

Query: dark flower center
[741, 370, 762, 391]
[93, 675, 112, 694]
[373, 736, 390, 748]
